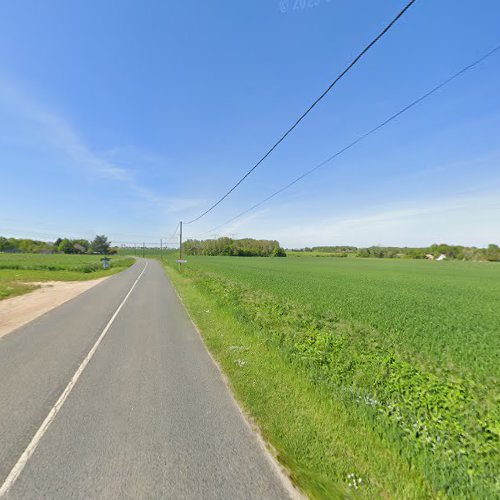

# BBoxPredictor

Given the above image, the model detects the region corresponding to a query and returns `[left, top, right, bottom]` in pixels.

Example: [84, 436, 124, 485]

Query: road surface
[0, 259, 294, 499]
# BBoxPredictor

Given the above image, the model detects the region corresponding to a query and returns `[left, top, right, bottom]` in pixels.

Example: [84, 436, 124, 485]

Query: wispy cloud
[0, 73, 202, 214]
[271, 190, 500, 247]
[205, 190, 500, 247]
[191, 209, 269, 240]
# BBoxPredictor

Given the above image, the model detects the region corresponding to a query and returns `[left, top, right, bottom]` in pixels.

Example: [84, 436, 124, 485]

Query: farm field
[286, 250, 351, 258]
[164, 256, 500, 498]
[0, 254, 135, 300]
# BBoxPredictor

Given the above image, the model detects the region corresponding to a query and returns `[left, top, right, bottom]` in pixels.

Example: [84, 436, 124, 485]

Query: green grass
[286, 251, 351, 258]
[0, 253, 135, 300]
[0, 281, 38, 300]
[162, 256, 500, 499]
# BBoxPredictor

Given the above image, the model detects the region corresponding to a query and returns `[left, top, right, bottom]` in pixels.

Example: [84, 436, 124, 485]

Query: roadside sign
[176, 259, 187, 264]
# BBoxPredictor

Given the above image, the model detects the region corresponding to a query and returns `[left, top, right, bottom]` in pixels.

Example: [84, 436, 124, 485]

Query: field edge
[161, 260, 433, 499]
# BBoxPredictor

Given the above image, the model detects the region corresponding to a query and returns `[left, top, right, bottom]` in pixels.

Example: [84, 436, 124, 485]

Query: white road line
[0, 262, 149, 498]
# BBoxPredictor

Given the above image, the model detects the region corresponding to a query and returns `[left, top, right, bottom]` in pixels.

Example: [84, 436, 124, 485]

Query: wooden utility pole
[179, 221, 183, 270]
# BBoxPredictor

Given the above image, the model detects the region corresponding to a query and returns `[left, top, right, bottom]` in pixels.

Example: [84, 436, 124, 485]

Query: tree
[90, 235, 111, 254]
[183, 237, 284, 257]
[272, 246, 287, 257]
[58, 238, 75, 254]
[486, 244, 500, 262]
[73, 239, 90, 254]
[0, 237, 9, 252]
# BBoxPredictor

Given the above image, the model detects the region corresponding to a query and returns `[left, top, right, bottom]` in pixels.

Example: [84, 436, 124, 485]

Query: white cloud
[277, 191, 500, 247]
[188, 209, 269, 240]
[208, 190, 500, 248]
[2, 73, 498, 248]
[0, 73, 202, 215]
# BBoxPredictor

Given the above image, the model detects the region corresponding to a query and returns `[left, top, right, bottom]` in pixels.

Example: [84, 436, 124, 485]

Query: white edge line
[0, 261, 149, 498]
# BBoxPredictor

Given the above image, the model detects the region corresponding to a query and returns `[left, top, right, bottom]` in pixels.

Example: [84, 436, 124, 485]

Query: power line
[183, 0, 418, 225]
[114, 241, 165, 246]
[191, 44, 500, 239]
[166, 222, 181, 243]
[107, 224, 181, 247]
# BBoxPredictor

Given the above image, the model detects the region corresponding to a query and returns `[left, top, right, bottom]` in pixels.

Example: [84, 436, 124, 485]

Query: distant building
[425, 254, 434, 260]
[73, 243, 86, 253]
[436, 254, 447, 261]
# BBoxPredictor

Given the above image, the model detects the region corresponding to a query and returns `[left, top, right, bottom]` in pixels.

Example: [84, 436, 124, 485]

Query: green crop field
[164, 256, 500, 499]
[286, 250, 351, 258]
[0, 253, 135, 300]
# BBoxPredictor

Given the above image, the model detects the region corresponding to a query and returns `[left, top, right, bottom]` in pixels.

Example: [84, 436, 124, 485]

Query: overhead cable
[183, 0, 418, 225]
[193, 44, 500, 238]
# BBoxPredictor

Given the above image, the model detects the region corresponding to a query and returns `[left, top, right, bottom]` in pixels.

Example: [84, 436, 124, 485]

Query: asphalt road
[0, 259, 293, 499]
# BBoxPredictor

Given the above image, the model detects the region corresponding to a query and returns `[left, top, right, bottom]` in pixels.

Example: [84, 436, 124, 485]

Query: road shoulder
[0, 278, 108, 338]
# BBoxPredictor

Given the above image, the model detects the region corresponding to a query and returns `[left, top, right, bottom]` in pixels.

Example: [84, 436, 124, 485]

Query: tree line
[0, 235, 115, 255]
[289, 246, 357, 253]
[291, 243, 500, 261]
[183, 237, 286, 257]
[3, 235, 498, 261]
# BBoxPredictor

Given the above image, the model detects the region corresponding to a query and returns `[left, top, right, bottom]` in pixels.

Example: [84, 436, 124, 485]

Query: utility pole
[160, 239, 163, 261]
[179, 221, 183, 271]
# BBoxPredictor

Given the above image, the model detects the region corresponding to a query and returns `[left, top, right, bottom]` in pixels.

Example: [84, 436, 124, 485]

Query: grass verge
[163, 262, 436, 499]
[0, 282, 38, 300]
[0, 256, 135, 300]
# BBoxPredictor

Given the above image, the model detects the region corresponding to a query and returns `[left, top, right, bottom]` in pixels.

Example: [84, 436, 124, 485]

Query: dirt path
[0, 278, 108, 338]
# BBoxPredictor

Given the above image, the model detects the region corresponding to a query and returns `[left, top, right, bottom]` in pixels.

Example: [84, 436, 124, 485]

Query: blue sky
[1, 0, 499, 248]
